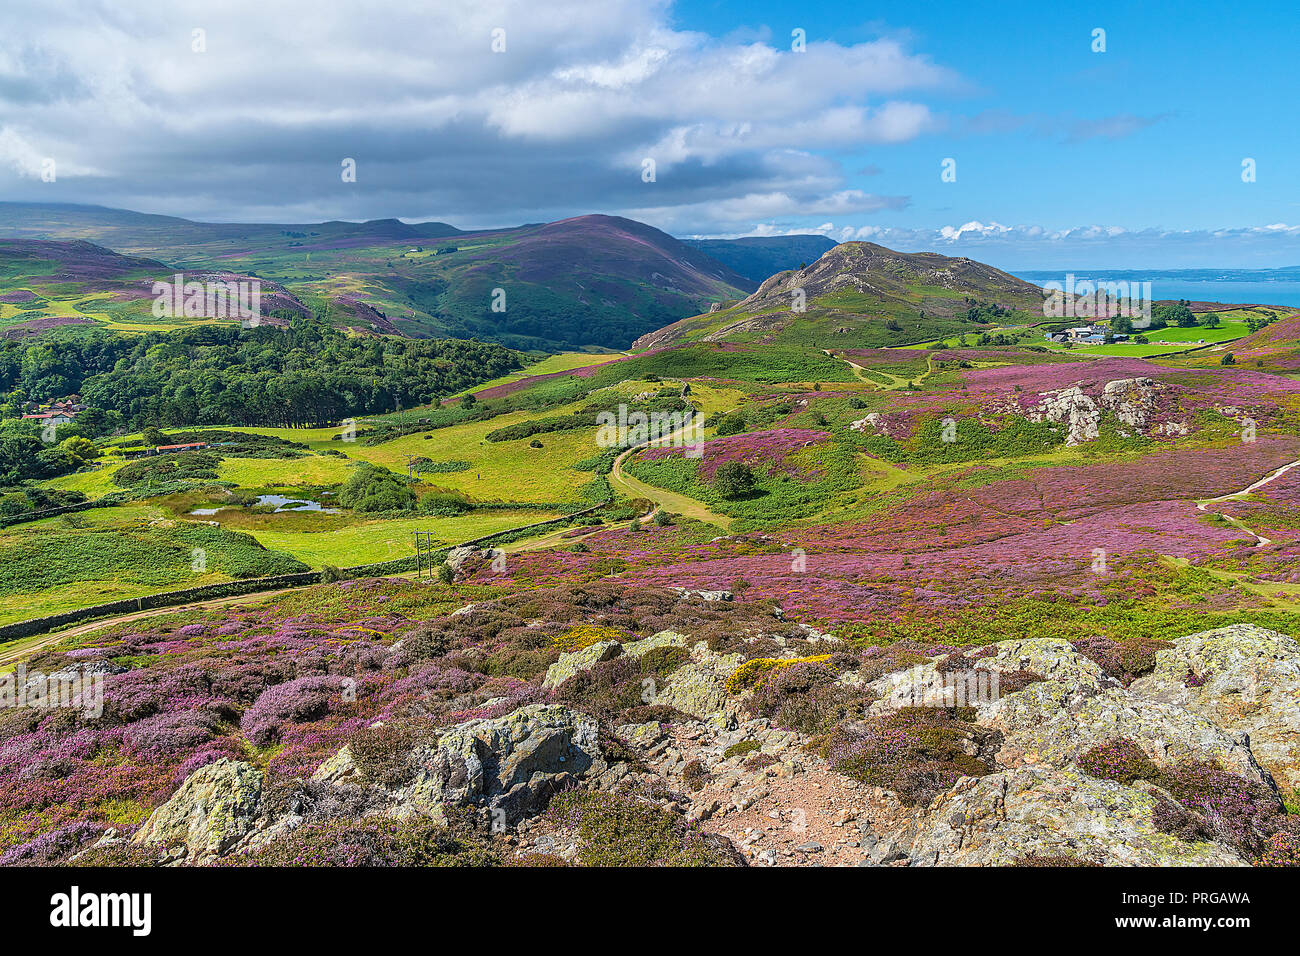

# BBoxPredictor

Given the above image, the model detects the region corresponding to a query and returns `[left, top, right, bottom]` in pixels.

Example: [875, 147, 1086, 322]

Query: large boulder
[1130, 624, 1300, 791]
[900, 766, 1248, 867]
[981, 684, 1268, 783]
[866, 637, 1272, 787]
[653, 642, 744, 726]
[132, 759, 263, 862]
[542, 640, 623, 690]
[316, 704, 605, 827]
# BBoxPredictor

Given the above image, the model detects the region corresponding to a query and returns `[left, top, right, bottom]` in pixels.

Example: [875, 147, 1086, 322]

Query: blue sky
[667, 0, 1300, 265]
[0, 0, 1296, 267]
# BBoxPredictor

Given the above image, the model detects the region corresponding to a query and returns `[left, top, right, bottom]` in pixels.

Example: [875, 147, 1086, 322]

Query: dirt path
[1195, 457, 1300, 547]
[0, 587, 302, 672]
[608, 425, 734, 530]
[824, 349, 917, 391]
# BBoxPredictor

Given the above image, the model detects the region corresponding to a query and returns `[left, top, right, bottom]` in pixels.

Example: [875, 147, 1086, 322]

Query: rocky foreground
[78, 605, 1298, 868]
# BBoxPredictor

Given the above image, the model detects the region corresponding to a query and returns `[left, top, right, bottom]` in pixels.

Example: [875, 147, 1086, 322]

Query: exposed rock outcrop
[132, 759, 263, 863]
[1131, 624, 1300, 791]
[314, 703, 607, 827]
[899, 766, 1248, 867]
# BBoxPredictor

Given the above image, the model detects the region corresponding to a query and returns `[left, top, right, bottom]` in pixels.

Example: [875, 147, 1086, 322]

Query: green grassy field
[245, 509, 557, 566]
[1041, 318, 1250, 357]
[0, 515, 309, 625]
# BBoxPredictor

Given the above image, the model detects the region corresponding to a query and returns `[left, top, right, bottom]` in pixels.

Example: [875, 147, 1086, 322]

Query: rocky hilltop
[634, 241, 1046, 350]
[33, 580, 1295, 869]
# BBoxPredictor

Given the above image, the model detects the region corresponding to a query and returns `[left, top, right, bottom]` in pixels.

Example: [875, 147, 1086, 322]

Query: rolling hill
[0, 204, 753, 350]
[0, 238, 316, 338]
[633, 240, 1048, 350]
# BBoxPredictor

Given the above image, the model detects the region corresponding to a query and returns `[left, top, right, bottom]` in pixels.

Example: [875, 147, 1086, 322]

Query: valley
[2, 212, 1300, 872]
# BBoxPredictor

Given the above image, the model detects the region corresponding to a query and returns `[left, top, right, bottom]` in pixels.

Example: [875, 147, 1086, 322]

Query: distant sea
[1014, 268, 1300, 308]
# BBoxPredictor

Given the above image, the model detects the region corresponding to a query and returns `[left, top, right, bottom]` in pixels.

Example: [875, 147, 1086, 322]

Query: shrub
[714, 412, 746, 437]
[241, 675, 344, 746]
[545, 790, 743, 866]
[723, 740, 761, 760]
[0, 822, 107, 866]
[826, 706, 1000, 805]
[1078, 737, 1159, 785]
[681, 759, 709, 792]
[221, 816, 499, 867]
[1013, 854, 1100, 867]
[553, 624, 626, 653]
[1081, 739, 1288, 860]
[1259, 831, 1300, 867]
[727, 655, 833, 694]
[713, 461, 756, 498]
[337, 464, 417, 513]
[1071, 635, 1170, 685]
[348, 720, 433, 788]
[636, 646, 689, 679]
[418, 491, 470, 515]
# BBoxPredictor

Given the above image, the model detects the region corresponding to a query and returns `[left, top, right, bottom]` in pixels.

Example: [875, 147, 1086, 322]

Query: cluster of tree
[1245, 310, 1281, 334]
[0, 318, 521, 431]
[335, 464, 471, 515]
[0, 420, 101, 486]
[1149, 299, 1197, 329]
[961, 300, 1013, 323]
[112, 452, 222, 489]
[0, 484, 88, 519]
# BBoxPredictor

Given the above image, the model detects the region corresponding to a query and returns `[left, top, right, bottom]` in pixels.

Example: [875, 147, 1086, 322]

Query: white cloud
[0, 0, 953, 225]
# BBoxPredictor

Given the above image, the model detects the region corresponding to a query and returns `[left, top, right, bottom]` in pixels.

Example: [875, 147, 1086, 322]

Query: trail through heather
[1195, 457, 1300, 547]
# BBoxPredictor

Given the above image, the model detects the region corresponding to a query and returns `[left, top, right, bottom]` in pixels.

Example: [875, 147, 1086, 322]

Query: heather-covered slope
[0, 205, 752, 349]
[0, 238, 313, 337]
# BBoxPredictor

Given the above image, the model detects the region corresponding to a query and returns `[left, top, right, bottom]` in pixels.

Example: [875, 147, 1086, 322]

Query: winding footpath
[608, 423, 734, 530]
[1195, 457, 1300, 547]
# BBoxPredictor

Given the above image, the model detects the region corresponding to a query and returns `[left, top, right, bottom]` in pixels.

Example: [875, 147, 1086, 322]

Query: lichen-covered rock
[1130, 624, 1300, 791]
[864, 637, 1271, 787]
[1024, 377, 1168, 446]
[542, 639, 623, 689]
[396, 704, 603, 823]
[671, 588, 733, 602]
[1029, 385, 1100, 445]
[616, 720, 667, 748]
[654, 643, 745, 725]
[866, 638, 1103, 711]
[621, 630, 688, 660]
[982, 638, 1107, 692]
[311, 744, 360, 785]
[981, 685, 1268, 783]
[1100, 377, 1164, 430]
[132, 759, 263, 862]
[900, 766, 1248, 867]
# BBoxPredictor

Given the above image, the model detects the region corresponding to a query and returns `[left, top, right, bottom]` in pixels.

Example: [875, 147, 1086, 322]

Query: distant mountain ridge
[681, 235, 838, 283]
[0, 204, 756, 349]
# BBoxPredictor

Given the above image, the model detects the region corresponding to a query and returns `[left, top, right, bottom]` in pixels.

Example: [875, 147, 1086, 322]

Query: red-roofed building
[152, 442, 208, 453]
